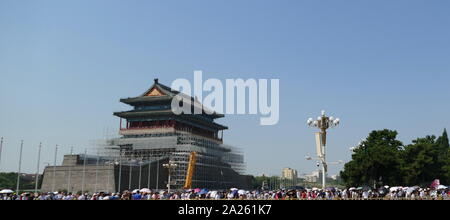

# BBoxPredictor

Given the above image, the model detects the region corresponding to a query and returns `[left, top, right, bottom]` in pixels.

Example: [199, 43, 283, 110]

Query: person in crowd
[1, 185, 449, 200]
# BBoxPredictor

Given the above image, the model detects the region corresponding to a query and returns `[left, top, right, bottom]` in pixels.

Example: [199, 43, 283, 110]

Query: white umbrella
[406, 186, 419, 194]
[132, 189, 140, 194]
[0, 189, 14, 194]
[238, 190, 246, 195]
[389, 187, 399, 192]
[210, 191, 218, 198]
[140, 188, 151, 193]
[348, 187, 356, 191]
[230, 188, 238, 191]
[437, 185, 448, 190]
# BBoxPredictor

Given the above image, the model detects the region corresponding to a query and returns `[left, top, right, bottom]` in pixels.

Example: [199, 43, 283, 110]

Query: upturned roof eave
[113, 111, 228, 130]
[119, 79, 224, 118]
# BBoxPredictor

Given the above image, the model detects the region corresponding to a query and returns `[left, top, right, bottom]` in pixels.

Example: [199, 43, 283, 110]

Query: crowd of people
[1, 185, 450, 200]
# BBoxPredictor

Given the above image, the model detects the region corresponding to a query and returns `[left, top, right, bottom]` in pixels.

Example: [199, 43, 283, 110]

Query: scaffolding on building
[93, 130, 246, 190]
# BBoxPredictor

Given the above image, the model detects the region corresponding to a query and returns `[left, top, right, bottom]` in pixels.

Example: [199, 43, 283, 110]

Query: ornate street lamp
[307, 110, 340, 189]
[163, 161, 178, 193]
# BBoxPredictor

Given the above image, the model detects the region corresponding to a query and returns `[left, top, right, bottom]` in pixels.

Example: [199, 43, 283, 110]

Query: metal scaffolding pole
[147, 158, 151, 189]
[106, 149, 111, 192]
[118, 150, 122, 192]
[156, 158, 159, 190]
[81, 149, 87, 195]
[138, 160, 142, 189]
[67, 147, 73, 193]
[16, 140, 24, 194]
[107, 161, 111, 192]
[95, 153, 100, 193]
[52, 145, 58, 193]
[0, 137, 3, 172]
[35, 143, 42, 194]
[128, 161, 133, 190]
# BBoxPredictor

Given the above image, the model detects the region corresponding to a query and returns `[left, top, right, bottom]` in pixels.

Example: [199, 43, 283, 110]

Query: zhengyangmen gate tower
[41, 79, 249, 193]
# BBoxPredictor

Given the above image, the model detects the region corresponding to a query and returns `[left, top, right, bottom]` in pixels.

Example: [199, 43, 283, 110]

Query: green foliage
[340, 129, 403, 187]
[0, 173, 17, 188]
[0, 172, 40, 190]
[402, 136, 444, 186]
[436, 129, 449, 150]
[341, 129, 450, 187]
[437, 129, 450, 183]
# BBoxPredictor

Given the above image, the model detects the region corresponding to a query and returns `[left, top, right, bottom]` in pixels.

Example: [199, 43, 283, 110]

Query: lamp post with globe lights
[307, 110, 340, 189]
[163, 161, 178, 193]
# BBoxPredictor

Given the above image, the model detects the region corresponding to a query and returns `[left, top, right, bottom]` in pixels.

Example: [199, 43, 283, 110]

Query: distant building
[330, 174, 341, 182]
[281, 168, 298, 181]
[304, 170, 323, 183]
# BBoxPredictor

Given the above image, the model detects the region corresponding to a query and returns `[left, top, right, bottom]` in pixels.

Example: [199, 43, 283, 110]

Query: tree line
[0, 172, 42, 190]
[340, 129, 450, 187]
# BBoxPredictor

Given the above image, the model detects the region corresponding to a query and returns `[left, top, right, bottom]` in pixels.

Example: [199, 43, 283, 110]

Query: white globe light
[334, 118, 340, 124]
[317, 116, 322, 120]
[329, 117, 334, 121]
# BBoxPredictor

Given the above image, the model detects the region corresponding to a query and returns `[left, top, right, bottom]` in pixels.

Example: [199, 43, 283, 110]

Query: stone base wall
[41, 158, 169, 193]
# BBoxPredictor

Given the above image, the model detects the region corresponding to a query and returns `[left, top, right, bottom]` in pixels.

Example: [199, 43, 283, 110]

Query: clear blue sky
[1, 0, 449, 177]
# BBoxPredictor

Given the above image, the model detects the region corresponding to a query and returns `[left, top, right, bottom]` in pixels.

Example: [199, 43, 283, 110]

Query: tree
[0, 172, 39, 190]
[436, 129, 449, 163]
[401, 136, 444, 186]
[341, 129, 450, 187]
[340, 129, 403, 187]
[0, 173, 16, 188]
[436, 129, 449, 150]
[437, 129, 450, 184]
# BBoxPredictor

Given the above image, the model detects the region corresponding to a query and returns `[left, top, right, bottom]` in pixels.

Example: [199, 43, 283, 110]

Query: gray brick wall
[41, 157, 169, 193]
[41, 165, 115, 193]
